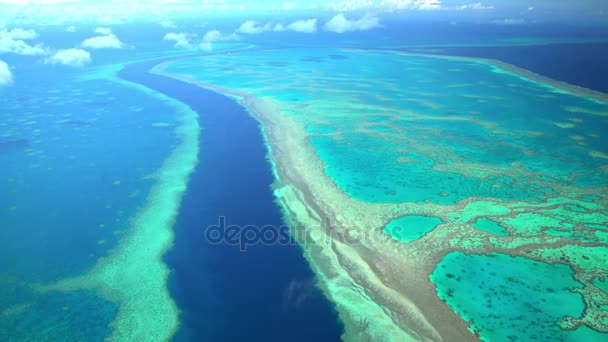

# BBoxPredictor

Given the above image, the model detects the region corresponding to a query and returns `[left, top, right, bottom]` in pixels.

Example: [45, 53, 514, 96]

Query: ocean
[1, 19, 607, 341]
[120, 59, 343, 341]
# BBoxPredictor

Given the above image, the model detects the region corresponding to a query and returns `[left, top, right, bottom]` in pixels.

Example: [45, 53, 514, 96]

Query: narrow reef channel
[119, 59, 343, 341]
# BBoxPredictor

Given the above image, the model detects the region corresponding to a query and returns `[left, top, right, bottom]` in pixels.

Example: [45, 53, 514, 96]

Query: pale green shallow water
[430, 252, 586, 341]
[472, 218, 509, 236]
[383, 215, 444, 242]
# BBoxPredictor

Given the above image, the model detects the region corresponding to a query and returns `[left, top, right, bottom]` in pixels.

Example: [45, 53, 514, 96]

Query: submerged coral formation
[34, 66, 200, 341]
[158, 48, 608, 341]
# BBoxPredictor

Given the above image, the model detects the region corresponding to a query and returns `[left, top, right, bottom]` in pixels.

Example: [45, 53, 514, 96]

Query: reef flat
[34, 64, 200, 341]
[156, 48, 608, 341]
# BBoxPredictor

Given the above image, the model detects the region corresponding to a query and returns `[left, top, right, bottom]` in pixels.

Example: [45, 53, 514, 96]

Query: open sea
[1, 19, 607, 341]
[120, 59, 343, 341]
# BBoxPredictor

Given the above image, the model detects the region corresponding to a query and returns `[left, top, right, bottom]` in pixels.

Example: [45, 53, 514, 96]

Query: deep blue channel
[433, 43, 608, 93]
[119, 59, 343, 341]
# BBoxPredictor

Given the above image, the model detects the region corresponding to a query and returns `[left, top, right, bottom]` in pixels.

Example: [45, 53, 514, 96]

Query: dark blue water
[119, 61, 343, 341]
[432, 43, 608, 93]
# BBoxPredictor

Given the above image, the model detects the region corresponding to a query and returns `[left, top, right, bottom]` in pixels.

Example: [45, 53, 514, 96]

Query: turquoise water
[471, 218, 509, 236]
[163, 47, 608, 340]
[566, 326, 608, 342]
[430, 252, 586, 341]
[164, 49, 608, 205]
[1, 17, 607, 341]
[0, 64, 179, 339]
[0, 72, 177, 282]
[383, 215, 444, 242]
[309, 135, 544, 204]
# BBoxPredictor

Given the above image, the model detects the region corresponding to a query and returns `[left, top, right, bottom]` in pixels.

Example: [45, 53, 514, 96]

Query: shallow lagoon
[384, 215, 444, 242]
[431, 252, 586, 341]
[164, 49, 608, 204]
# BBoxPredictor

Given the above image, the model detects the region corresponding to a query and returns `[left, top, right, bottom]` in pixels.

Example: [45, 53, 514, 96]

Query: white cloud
[285, 19, 317, 33]
[163, 32, 194, 48]
[0, 59, 13, 86]
[414, 0, 441, 10]
[65, 25, 77, 32]
[330, 0, 375, 11]
[273, 19, 318, 33]
[459, 2, 494, 10]
[202, 30, 238, 43]
[3, 28, 37, 40]
[330, 0, 443, 11]
[237, 20, 272, 34]
[0, 37, 46, 55]
[45, 48, 91, 67]
[200, 30, 238, 51]
[81, 33, 124, 49]
[226, 18, 319, 38]
[323, 13, 381, 33]
[159, 19, 176, 28]
[94, 27, 112, 35]
[0, 28, 46, 55]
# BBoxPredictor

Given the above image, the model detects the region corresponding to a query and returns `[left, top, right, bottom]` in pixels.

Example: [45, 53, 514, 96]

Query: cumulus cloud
[273, 19, 318, 33]
[284, 19, 318, 33]
[65, 25, 77, 32]
[200, 29, 238, 51]
[81, 31, 125, 49]
[169, 19, 318, 48]
[94, 27, 112, 35]
[459, 2, 494, 10]
[415, 0, 441, 10]
[0, 59, 13, 86]
[237, 20, 272, 34]
[0, 28, 47, 55]
[330, 0, 377, 11]
[4, 28, 37, 40]
[45, 48, 91, 67]
[234, 19, 319, 34]
[0, 38, 46, 55]
[202, 30, 238, 43]
[159, 19, 176, 29]
[331, 0, 442, 11]
[163, 32, 194, 48]
[323, 13, 381, 33]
